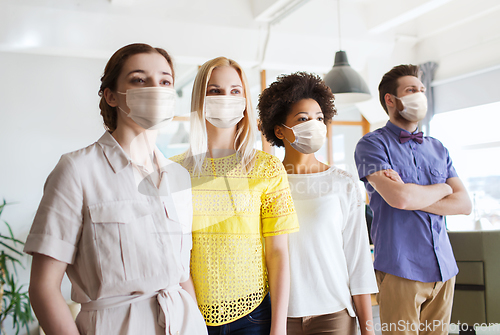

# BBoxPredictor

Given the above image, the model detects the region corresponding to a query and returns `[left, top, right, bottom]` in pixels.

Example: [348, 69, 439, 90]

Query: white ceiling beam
[367, 0, 454, 35]
[415, 5, 500, 80]
[252, 0, 310, 24]
[417, 0, 500, 40]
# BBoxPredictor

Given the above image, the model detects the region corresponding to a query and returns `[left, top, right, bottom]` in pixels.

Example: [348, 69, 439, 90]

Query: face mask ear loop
[281, 124, 297, 145]
[117, 106, 131, 118]
[392, 95, 405, 113]
[115, 91, 130, 117]
[117, 106, 127, 115]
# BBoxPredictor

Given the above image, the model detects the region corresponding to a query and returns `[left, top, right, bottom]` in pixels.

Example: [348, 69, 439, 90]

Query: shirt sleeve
[444, 146, 458, 179]
[355, 134, 392, 182]
[261, 156, 299, 237]
[23, 154, 84, 264]
[342, 176, 378, 296]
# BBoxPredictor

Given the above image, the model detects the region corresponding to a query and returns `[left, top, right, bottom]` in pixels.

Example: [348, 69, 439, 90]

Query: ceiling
[1, 0, 499, 122]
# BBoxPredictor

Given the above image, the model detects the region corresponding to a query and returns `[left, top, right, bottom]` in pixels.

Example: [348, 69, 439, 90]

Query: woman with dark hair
[258, 72, 378, 335]
[24, 43, 207, 335]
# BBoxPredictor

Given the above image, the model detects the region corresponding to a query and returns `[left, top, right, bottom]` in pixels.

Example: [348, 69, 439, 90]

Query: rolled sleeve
[24, 154, 84, 264]
[355, 135, 392, 181]
[261, 158, 299, 237]
[445, 147, 458, 179]
[24, 233, 77, 264]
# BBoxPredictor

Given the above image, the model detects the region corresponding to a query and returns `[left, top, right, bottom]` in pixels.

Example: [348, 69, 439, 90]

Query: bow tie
[399, 131, 423, 144]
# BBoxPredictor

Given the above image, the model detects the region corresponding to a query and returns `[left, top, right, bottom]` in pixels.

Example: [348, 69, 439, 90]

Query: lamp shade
[324, 50, 371, 105]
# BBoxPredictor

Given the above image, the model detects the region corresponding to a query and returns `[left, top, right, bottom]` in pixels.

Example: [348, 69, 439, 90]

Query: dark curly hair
[257, 72, 336, 147]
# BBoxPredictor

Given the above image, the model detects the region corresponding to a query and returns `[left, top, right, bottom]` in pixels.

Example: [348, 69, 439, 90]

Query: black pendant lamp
[324, 0, 371, 105]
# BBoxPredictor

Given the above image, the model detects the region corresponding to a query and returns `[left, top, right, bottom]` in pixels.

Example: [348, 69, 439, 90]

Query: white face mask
[204, 96, 246, 128]
[283, 120, 327, 154]
[118, 87, 176, 130]
[394, 92, 427, 122]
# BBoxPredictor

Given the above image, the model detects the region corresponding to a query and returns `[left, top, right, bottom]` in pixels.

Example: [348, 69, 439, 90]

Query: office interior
[0, 0, 499, 334]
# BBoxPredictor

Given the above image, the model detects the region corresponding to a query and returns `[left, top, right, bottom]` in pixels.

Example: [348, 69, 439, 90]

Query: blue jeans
[207, 294, 272, 335]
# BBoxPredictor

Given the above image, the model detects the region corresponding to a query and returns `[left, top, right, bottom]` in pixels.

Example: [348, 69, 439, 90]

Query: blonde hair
[184, 57, 257, 174]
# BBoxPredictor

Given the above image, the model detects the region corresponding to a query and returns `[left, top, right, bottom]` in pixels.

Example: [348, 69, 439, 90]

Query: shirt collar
[97, 132, 170, 175]
[97, 132, 131, 174]
[386, 120, 421, 137]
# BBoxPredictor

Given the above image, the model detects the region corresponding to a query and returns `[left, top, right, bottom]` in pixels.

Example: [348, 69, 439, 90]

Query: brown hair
[258, 72, 336, 148]
[378, 64, 419, 114]
[98, 43, 174, 132]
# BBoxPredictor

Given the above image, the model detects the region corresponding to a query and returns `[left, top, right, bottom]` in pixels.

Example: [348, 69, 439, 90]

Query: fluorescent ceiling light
[369, 0, 454, 34]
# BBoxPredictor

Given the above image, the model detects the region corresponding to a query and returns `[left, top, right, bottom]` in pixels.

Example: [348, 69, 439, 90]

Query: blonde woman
[171, 57, 299, 335]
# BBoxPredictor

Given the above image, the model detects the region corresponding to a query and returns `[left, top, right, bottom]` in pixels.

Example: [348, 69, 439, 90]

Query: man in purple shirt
[355, 64, 472, 335]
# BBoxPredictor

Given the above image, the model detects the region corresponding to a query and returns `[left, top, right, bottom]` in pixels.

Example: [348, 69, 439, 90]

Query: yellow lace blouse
[171, 150, 298, 325]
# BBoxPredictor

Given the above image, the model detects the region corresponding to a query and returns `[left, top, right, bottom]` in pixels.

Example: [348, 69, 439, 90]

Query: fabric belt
[80, 284, 182, 335]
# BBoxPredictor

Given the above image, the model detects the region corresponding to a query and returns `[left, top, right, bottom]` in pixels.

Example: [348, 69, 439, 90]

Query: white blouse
[286, 165, 378, 318]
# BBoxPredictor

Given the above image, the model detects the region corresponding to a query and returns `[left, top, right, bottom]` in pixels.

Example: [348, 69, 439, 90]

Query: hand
[443, 182, 453, 196]
[383, 169, 404, 184]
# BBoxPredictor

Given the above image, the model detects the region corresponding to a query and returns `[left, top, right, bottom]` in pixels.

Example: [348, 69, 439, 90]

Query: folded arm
[420, 177, 472, 215]
[366, 170, 452, 210]
[29, 253, 80, 335]
[380, 170, 472, 215]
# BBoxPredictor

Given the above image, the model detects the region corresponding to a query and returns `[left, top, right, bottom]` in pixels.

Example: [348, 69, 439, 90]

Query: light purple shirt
[355, 121, 459, 283]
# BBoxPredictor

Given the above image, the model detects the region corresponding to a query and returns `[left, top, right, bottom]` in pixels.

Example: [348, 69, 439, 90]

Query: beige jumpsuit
[24, 132, 207, 335]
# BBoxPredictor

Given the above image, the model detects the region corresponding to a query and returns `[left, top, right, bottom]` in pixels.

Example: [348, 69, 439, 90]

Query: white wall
[0, 51, 106, 231]
[0, 51, 107, 334]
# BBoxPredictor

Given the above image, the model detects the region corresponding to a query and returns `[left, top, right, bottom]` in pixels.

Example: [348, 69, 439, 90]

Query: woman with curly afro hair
[258, 72, 378, 335]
